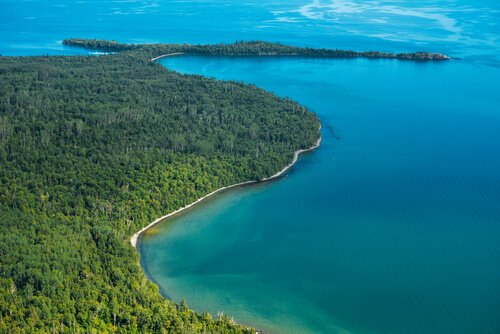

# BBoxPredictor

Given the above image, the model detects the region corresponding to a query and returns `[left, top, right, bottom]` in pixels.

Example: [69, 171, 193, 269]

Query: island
[63, 38, 451, 61]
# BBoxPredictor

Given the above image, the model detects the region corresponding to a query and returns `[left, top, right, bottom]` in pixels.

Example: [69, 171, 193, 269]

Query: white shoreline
[150, 53, 185, 61]
[130, 133, 322, 248]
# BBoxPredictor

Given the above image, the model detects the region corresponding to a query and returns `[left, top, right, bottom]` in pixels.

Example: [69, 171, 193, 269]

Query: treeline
[0, 52, 319, 333]
[63, 38, 450, 60]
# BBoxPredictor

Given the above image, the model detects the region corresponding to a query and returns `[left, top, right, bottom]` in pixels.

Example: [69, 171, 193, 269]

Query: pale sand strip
[130, 133, 322, 248]
[150, 53, 185, 61]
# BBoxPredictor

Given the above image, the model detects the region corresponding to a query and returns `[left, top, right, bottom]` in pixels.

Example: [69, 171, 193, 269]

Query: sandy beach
[150, 53, 185, 61]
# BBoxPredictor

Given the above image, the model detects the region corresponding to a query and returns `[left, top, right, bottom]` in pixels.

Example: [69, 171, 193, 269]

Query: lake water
[2, 1, 500, 333]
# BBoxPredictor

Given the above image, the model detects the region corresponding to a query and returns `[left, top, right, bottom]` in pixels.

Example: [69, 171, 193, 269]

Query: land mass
[63, 38, 451, 61]
[0, 43, 319, 332]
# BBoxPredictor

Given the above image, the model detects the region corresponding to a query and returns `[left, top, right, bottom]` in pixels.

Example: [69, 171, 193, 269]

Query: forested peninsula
[1, 36, 447, 332]
[0, 43, 320, 332]
[63, 38, 451, 61]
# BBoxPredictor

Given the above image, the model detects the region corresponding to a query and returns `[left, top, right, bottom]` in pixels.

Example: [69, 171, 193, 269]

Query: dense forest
[63, 38, 450, 61]
[0, 48, 320, 332]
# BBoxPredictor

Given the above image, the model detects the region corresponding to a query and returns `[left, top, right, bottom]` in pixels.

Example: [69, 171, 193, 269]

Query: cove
[139, 56, 500, 334]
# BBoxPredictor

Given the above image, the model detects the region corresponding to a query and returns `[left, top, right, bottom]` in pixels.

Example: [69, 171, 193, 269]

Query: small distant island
[63, 38, 451, 61]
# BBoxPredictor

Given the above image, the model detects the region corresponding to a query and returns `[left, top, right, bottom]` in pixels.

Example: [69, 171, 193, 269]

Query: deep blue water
[2, 1, 500, 333]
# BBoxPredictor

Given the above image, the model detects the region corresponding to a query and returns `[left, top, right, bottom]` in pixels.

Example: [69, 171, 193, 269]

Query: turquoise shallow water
[2, 0, 500, 333]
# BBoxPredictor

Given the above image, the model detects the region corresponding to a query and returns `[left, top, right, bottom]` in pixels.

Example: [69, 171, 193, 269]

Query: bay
[140, 55, 500, 333]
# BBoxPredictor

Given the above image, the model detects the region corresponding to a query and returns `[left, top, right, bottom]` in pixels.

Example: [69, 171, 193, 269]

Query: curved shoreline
[149, 52, 450, 63]
[150, 52, 185, 61]
[130, 132, 322, 248]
